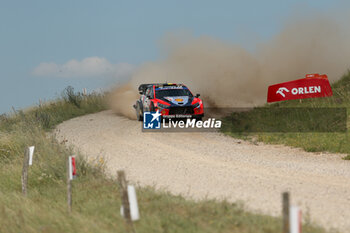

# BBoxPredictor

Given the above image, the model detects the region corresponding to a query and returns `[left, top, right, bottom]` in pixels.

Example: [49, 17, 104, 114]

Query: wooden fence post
[67, 156, 72, 213]
[282, 192, 290, 233]
[21, 148, 29, 196]
[117, 170, 135, 233]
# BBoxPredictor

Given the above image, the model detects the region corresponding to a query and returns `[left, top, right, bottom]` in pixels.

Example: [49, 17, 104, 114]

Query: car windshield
[156, 88, 193, 98]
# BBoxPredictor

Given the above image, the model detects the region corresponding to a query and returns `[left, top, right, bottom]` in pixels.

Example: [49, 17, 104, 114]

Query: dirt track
[55, 110, 350, 232]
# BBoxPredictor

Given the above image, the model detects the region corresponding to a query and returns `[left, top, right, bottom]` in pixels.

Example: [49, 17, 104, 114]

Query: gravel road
[55, 110, 350, 232]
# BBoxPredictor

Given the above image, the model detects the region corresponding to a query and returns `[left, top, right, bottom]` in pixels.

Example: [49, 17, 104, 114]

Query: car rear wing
[138, 83, 183, 94]
[138, 84, 158, 94]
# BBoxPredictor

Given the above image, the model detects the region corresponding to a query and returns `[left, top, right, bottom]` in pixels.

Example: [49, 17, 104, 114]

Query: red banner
[267, 74, 332, 103]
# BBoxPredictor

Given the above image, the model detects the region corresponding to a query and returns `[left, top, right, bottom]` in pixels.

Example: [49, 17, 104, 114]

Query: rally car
[133, 83, 204, 121]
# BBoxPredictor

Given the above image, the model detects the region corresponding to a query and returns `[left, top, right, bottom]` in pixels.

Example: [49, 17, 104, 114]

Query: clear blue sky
[0, 0, 344, 114]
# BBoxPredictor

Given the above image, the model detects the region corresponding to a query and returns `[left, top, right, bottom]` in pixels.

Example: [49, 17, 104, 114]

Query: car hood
[162, 96, 192, 106]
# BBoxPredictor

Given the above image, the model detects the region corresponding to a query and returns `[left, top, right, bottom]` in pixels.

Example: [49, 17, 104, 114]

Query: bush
[62, 86, 83, 108]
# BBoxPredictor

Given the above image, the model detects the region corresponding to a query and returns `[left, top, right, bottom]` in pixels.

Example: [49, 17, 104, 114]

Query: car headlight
[157, 103, 170, 109]
[192, 102, 200, 108]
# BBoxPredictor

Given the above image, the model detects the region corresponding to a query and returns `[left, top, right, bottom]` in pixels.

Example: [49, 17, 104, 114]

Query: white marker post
[290, 206, 302, 233]
[120, 185, 140, 221]
[28, 146, 35, 166]
[68, 156, 73, 180]
[117, 170, 136, 233]
[67, 156, 76, 213]
[21, 146, 35, 196]
[128, 185, 140, 221]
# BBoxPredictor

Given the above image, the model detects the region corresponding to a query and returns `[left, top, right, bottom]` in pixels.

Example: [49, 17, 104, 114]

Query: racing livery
[133, 83, 204, 121]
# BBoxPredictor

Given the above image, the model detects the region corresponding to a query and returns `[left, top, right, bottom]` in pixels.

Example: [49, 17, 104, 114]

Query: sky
[0, 0, 346, 114]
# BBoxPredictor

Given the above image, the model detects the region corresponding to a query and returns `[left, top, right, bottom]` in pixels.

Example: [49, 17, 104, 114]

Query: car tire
[195, 116, 203, 121]
[150, 102, 155, 112]
[136, 102, 143, 121]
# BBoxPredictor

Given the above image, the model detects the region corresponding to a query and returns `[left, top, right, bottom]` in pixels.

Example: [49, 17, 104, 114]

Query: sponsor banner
[267, 74, 332, 103]
[156, 86, 185, 90]
[142, 107, 346, 132]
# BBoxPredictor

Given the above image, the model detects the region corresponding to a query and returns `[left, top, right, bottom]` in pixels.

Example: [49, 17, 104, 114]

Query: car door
[143, 87, 152, 112]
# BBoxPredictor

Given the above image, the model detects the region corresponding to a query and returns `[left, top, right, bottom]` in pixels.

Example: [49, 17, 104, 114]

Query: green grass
[222, 71, 350, 159]
[0, 87, 327, 233]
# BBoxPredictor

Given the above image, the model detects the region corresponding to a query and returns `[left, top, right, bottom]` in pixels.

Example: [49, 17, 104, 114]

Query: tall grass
[0, 87, 327, 232]
[0, 86, 107, 132]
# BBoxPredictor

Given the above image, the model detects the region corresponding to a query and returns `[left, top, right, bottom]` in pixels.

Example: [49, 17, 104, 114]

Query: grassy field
[0, 87, 327, 233]
[222, 71, 350, 159]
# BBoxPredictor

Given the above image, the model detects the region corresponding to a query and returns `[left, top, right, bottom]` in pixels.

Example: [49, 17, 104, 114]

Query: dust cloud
[110, 15, 350, 119]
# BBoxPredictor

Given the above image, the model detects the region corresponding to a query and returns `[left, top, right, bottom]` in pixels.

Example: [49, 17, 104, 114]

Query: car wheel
[195, 116, 202, 121]
[150, 103, 155, 112]
[136, 102, 143, 121]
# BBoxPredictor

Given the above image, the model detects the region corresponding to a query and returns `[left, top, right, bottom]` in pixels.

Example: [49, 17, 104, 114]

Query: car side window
[149, 88, 154, 99]
[145, 88, 151, 98]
